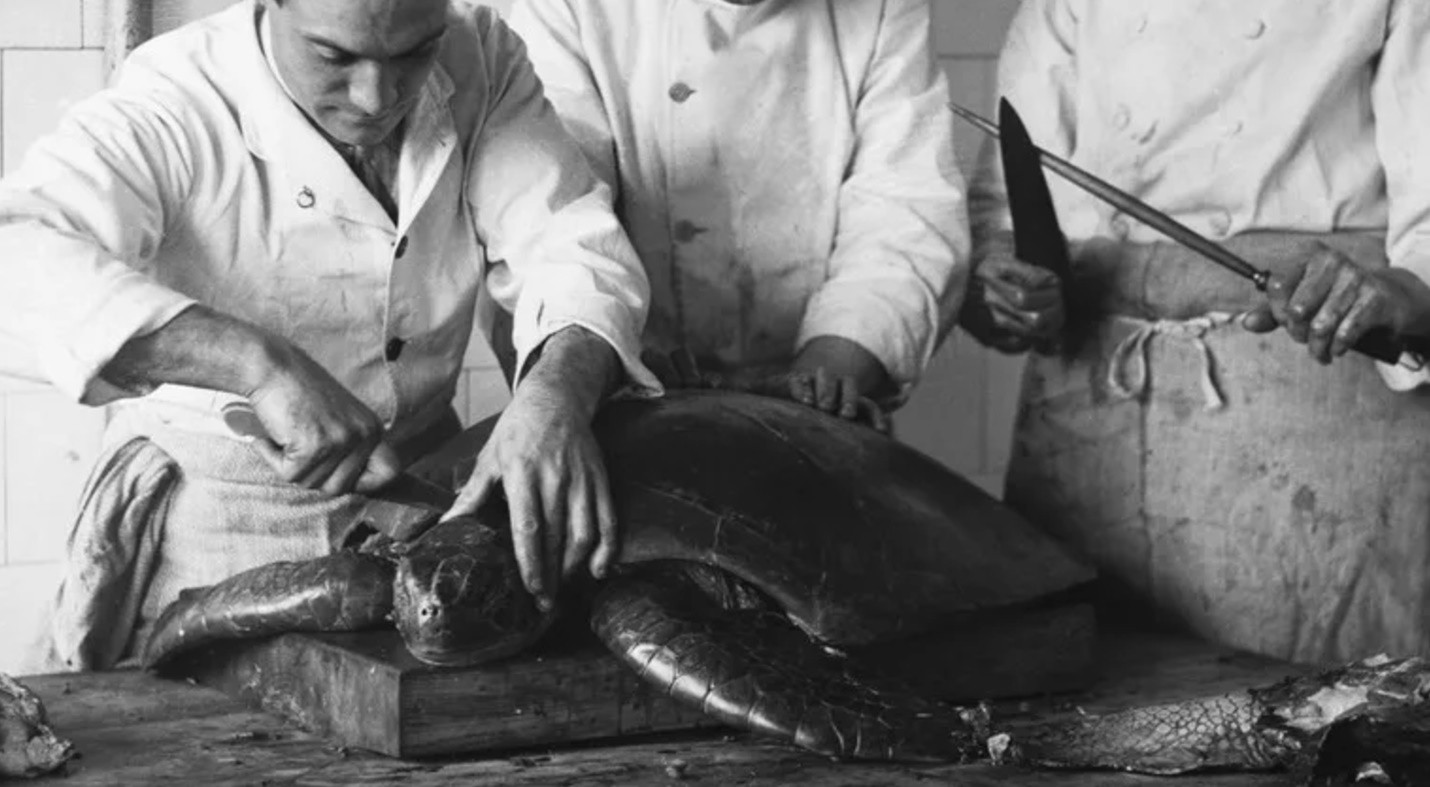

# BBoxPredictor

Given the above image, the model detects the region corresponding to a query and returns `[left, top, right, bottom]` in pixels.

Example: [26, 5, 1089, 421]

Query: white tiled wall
[0, 0, 1022, 673]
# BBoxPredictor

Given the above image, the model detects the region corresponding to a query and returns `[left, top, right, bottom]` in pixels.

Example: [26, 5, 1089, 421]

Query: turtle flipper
[590, 565, 986, 762]
[988, 694, 1290, 774]
[142, 551, 395, 670]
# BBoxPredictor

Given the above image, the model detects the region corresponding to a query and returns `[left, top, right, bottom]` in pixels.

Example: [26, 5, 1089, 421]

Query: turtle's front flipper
[591, 564, 986, 762]
[142, 551, 395, 670]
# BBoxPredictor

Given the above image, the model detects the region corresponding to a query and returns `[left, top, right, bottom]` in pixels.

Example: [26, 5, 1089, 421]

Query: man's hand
[785, 336, 892, 431]
[641, 339, 893, 431]
[242, 339, 400, 496]
[442, 326, 621, 612]
[960, 232, 1065, 354]
[101, 305, 399, 496]
[1240, 244, 1430, 364]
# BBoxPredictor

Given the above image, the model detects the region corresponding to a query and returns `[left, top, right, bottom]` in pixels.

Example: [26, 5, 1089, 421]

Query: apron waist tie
[1107, 312, 1237, 411]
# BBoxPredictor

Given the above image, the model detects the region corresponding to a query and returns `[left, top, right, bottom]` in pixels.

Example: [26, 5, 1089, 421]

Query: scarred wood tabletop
[22, 627, 1309, 786]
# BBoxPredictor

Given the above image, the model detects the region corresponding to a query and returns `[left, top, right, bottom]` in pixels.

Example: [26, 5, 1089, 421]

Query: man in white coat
[961, 0, 1430, 663]
[508, 0, 969, 423]
[0, 0, 661, 669]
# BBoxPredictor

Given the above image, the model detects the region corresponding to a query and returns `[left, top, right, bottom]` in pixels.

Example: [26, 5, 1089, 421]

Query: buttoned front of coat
[511, 0, 969, 391]
[0, 0, 657, 448]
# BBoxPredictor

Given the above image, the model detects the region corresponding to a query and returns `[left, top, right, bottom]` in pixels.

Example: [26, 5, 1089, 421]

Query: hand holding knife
[953, 99, 1430, 368]
[222, 400, 456, 537]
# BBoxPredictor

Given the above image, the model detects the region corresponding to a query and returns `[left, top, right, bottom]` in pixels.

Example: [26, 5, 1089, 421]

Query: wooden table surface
[23, 627, 1310, 786]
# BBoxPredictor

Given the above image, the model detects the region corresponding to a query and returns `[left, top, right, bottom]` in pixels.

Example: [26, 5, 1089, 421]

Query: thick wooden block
[167, 602, 1095, 759]
[170, 629, 714, 759]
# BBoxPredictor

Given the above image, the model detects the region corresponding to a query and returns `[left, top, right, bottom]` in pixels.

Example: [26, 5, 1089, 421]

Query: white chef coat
[509, 0, 969, 391]
[0, 0, 659, 446]
[971, 0, 1430, 387]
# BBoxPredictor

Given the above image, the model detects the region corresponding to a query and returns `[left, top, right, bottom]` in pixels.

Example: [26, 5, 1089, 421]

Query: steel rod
[950, 102, 1270, 289]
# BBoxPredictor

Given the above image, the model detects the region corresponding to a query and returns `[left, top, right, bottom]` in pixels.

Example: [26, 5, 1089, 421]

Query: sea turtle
[142, 389, 1095, 762]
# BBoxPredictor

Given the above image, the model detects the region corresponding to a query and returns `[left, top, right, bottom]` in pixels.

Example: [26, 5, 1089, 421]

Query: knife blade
[999, 97, 1072, 283]
[951, 99, 1430, 366]
[221, 400, 456, 541]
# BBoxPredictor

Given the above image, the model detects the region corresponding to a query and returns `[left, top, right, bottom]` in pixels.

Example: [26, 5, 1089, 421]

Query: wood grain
[23, 628, 1307, 786]
[161, 601, 1096, 759]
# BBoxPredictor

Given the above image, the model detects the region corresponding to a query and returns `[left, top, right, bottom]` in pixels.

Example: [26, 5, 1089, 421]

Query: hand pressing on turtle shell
[642, 337, 893, 432]
[443, 326, 624, 612]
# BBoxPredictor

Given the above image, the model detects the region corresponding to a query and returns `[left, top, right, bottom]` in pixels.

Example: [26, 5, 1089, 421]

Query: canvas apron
[36, 400, 461, 672]
[1005, 231, 1430, 665]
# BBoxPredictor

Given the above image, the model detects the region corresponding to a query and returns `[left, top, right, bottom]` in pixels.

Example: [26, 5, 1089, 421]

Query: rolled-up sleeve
[467, 16, 659, 395]
[797, 0, 970, 393]
[0, 89, 198, 405]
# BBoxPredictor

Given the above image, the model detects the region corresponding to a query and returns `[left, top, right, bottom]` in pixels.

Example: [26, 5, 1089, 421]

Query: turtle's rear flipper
[590, 565, 985, 762]
[142, 551, 395, 671]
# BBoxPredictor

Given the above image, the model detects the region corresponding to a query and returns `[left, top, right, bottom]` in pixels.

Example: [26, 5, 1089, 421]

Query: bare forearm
[519, 325, 622, 419]
[99, 304, 279, 397]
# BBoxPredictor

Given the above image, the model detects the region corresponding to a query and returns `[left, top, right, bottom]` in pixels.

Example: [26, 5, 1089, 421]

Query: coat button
[1208, 210, 1232, 237]
[385, 337, 405, 362]
[394, 236, 409, 258]
[1113, 104, 1132, 130]
[668, 82, 695, 103]
[673, 219, 705, 243]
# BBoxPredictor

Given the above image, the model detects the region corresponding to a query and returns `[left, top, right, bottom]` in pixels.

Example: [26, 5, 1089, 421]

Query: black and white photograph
[0, 1, 1426, 784]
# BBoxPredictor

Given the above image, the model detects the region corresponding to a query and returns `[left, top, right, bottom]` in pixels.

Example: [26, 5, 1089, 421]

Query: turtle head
[392, 516, 555, 667]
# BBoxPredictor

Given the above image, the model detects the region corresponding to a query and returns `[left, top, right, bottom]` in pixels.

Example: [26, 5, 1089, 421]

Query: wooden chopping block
[163, 601, 1096, 759]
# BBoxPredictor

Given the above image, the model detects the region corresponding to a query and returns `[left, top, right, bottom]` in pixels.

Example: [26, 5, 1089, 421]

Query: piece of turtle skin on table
[140, 389, 1095, 763]
[989, 653, 1430, 784]
[0, 672, 76, 779]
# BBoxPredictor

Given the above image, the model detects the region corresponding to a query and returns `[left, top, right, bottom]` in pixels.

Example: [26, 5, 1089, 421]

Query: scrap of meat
[989, 654, 1430, 785]
[0, 672, 75, 779]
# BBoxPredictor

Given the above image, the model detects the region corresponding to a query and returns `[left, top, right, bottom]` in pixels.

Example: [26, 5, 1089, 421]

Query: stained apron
[1005, 231, 1430, 664]
[36, 399, 461, 672]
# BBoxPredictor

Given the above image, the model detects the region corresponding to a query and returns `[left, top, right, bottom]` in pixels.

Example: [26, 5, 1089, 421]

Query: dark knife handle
[1354, 328, 1430, 366]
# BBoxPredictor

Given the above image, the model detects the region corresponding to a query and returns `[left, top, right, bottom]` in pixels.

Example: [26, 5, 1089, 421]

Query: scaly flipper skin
[591, 566, 988, 763]
[990, 654, 1430, 780]
[989, 694, 1294, 774]
[142, 551, 396, 670]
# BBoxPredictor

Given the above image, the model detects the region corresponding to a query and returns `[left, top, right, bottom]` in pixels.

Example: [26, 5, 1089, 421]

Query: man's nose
[348, 62, 399, 117]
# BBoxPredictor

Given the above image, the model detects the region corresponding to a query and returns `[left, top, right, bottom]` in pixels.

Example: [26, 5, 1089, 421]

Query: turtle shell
[414, 389, 1094, 648]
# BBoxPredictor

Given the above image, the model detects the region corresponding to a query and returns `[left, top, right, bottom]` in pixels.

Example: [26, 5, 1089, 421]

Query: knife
[999, 97, 1072, 283]
[997, 97, 1073, 351]
[221, 400, 456, 541]
[951, 100, 1430, 366]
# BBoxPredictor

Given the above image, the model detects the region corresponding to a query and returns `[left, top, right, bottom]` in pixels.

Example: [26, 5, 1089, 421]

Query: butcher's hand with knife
[104, 305, 622, 615]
